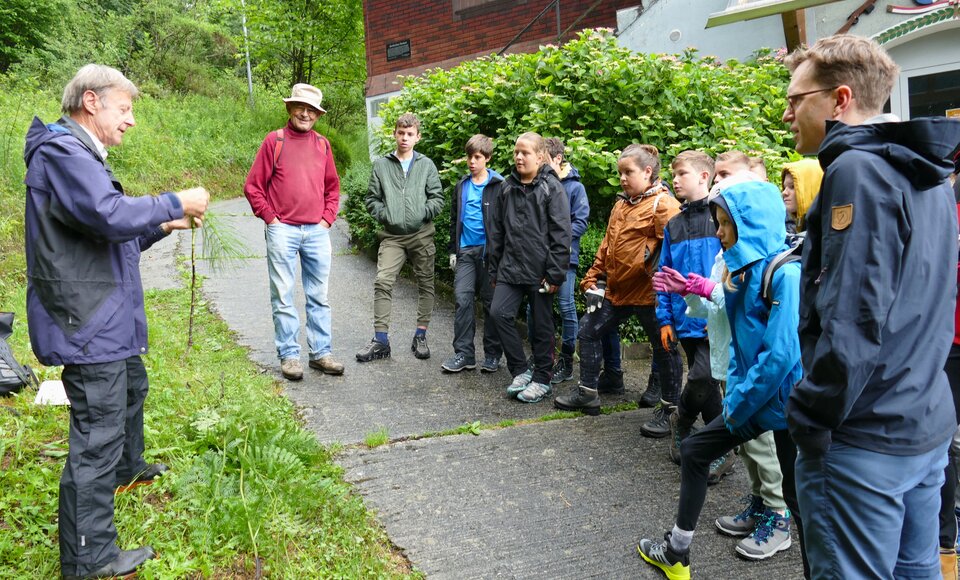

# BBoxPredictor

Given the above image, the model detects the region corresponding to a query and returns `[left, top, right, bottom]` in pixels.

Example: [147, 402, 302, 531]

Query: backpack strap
[272, 128, 285, 170]
[761, 233, 804, 309]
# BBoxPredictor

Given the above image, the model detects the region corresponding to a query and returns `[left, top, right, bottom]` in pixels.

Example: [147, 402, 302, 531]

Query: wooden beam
[781, 9, 807, 51]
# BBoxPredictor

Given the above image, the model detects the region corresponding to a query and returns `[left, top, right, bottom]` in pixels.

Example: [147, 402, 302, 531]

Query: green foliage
[0, 0, 67, 72]
[341, 161, 377, 252]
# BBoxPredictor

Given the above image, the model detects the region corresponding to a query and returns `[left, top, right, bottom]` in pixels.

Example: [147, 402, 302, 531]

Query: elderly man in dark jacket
[783, 35, 960, 579]
[24, 64, 208, 579]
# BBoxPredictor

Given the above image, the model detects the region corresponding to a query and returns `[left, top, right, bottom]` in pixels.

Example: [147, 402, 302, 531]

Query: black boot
[597, 368, 624, 395]
[639, 369, 661, 407]
[551, 351, 574, 384]
[63, 546, 156, 579]
[641, 400, 675, 438]
[554, 384, 601, 416]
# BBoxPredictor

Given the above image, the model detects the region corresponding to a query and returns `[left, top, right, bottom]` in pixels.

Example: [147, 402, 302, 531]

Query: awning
[705, 0, 843, 28]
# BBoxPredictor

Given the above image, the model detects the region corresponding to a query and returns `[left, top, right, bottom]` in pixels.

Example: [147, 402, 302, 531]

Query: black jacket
[788, 117, 960, 456]
[447, 170, 504, 255]
[487, 164, 571, 286]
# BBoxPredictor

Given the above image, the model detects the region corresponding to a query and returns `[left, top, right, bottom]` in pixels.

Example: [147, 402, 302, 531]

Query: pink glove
[685, 272, 717, 299]
[653, 266, 687, 294]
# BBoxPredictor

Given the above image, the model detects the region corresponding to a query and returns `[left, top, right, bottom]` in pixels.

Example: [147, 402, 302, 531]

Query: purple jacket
[23, 116, 183, 366]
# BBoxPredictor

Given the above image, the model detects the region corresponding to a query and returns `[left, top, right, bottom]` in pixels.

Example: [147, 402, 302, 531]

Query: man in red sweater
[244, 84, 344, 380]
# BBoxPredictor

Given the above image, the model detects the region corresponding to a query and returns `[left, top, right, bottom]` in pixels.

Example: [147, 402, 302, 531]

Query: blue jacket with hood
[557, 163, 590, 267]
[788, 117, 960, 456]
[23, 116, 183, 366]
[712, 181, 802, 434]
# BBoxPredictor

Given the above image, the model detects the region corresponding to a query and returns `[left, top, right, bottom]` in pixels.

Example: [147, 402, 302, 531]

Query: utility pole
[241, 0, 255, 110]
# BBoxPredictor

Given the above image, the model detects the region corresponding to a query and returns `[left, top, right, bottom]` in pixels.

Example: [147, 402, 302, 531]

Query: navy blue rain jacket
[788, 117, 960, 456]
[23, 116, 183, 366]
[559, 164, 590, 267]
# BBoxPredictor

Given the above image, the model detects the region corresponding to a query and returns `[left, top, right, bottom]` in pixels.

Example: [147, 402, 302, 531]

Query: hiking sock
[415, 327, 427, 337]
[375, 331, 389, 345]
[670, 525, 694, 553]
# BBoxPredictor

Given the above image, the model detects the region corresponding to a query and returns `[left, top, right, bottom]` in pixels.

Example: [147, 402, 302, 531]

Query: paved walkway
[145, 197, 803, 579]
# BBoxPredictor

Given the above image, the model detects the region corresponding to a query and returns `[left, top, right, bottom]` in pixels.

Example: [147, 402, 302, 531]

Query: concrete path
[146, 197, 804, 579]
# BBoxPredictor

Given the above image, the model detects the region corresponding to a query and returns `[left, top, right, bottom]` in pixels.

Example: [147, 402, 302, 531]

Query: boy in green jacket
[358, 113, 444, 362]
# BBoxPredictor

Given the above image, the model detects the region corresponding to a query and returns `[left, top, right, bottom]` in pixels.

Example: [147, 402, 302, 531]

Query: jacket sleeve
[787, 163, 906, 451]
[423, 160, 445, 222]
[655, 196, 681, 239]
[42, 143, 181, 243]
[365, 161, 386, 225]
[321, 136, 341, 225]
[725, 264, 801, 428]
[545, 180, 572, 286]
[243, 134, 278, 224]
[570, 182, 590, 241]
[656, 226, 675, 328]
[448, 180, 461, 254]
[486, 188, 505, 279]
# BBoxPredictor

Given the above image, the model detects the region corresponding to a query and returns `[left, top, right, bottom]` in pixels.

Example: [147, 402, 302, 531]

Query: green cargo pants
[373, 222, 436, 332]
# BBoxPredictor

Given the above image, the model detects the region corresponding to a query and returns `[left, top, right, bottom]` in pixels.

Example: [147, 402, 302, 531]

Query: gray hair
[61, 64, 139, 114]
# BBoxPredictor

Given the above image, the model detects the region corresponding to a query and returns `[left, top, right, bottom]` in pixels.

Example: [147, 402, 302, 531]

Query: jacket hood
[459, 168, 504, 186]
[781, 159, 823, 229]
[24, 117, 72, 167]
[558, 163, 581, 182]
[819, 117, 960, 190]
[713, 181, 786, 274]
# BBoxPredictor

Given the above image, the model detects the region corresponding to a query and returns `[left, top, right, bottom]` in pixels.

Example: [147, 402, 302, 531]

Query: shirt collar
[77, 123, 108, 160]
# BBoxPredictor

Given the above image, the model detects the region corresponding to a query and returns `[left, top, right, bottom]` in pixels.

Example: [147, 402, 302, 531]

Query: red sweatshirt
[244, 121, 340, 226]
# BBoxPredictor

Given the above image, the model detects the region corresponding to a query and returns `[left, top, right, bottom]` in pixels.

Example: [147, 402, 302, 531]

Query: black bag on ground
[0, 312, 39, 396]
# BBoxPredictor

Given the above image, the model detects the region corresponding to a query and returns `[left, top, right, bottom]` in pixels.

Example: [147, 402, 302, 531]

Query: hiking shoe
[412, 334, 430, 359]
[641, 401, 675, 438]
[356, 339, 391, 362]
[62, 546, 156, 580]
[554, 384, 601, 416]
[116, 463, 168, 493]
[639, 372, 661, 407]
[550, 357, 574, 384]
[280, 357, 303, 380]
[506, 373, 532, 398]
[441, 353, 476, 372]
[638, 533, 691, 580]
[480, 356, 501, 373]
[597, 368, 625, 394]
[736, 509, 792, 560]
[517, 381, 552, 403]
[309, 355, 344, 375]
[707, 450, 736, 485]
[716, 494, 764, 537]
[669, 410, 698, 465]
[955, 508, 960, 552]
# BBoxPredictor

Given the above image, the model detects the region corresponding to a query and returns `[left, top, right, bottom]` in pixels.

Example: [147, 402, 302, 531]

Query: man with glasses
[783, 34, 960, 578]
[244, 84, 345, 380]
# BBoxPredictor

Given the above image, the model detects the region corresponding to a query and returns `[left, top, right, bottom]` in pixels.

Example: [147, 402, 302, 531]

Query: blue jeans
[265, 223, 333, 361]
[797, 438, 950, 579]
[557, 267, 578, 352]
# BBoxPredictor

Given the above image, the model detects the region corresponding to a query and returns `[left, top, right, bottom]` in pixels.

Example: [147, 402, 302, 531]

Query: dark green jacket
[365, 151, 444, 235]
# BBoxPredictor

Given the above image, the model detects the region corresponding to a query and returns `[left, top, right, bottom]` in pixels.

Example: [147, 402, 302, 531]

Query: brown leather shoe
[309, 355, 344, 375]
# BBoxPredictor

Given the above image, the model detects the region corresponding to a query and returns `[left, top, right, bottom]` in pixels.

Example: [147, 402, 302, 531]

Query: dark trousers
[452, 245, 500, 361]
[59, 356, 149, 575]
[491, 282, 554, 383]
[677, 337, 722, 426]
[939, 343, 960, 549]
[677, 416, 808, 577]
[577, 301, 681, 402]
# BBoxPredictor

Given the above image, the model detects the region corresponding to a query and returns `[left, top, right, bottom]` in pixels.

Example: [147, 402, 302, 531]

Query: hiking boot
[506, 373, 532, 398]
[707, 450, 736, 485]
[596, 368, 625, 395]
[517, 381, 552, 403]
[309, 355, 344, 375]
[480, 356, 501, 373]
[62, 546, 156, 580]
[736, 509, 792, 560]
[716, 494, 764, 537]
[554, 384, 601, 416]
[550, 357, 574, 384]
[637, 533, 691, 580]
[441, 353, 476, 372]
[639, 371, 661, 407]
[411, 334, 430, 359]
[116, 463, 169, 493]
[641, 401, 675, 438]
[356, 339, 391, 362]
[669, 410, 698, 466]
[280, 358, 303, 380]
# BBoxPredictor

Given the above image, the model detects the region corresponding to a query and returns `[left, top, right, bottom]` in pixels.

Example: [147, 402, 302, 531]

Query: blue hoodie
[712, 181, 802, 433]
[557, 163, 590, 267]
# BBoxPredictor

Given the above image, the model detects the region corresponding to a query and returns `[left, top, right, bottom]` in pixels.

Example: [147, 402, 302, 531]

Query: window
[452, 0, 526, 20]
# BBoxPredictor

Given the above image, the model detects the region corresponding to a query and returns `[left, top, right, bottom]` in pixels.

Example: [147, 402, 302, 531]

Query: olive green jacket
[365, 151, 444, 235]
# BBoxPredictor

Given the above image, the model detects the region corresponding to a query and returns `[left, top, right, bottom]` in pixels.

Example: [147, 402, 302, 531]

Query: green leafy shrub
[340, 162, 376, 252]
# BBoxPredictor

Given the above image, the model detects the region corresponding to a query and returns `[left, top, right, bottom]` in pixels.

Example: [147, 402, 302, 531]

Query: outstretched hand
[653, 266, 687, 294]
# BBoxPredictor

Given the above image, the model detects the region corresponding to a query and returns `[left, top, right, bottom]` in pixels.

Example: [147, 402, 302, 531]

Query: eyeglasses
[290, 104, 319, 117]
[786, 86, 838, 113]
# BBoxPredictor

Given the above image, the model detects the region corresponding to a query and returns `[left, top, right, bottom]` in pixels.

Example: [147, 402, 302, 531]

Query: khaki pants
[374, 222, 436, 332]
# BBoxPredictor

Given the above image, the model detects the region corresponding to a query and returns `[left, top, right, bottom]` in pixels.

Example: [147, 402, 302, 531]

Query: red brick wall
[364, 0, 638, 97]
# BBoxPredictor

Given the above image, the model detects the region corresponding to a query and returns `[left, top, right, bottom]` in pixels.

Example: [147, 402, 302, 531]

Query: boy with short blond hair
[359, 113, 444, 362]
[442, 134, 504, 372]
[713, 151, 751, 184]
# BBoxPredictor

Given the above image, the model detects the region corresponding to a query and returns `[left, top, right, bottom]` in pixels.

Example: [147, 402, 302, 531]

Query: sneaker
[715, 494, 764, 537]
[736, 509, 792, 560]
[707, 450, 736, 485]
[640, 401, 675, 438]
[639, 371, 661, 407]
[517, 381, 552, 403]
[596, 368, 625, 395]
[637, 533, 691, 580]
[356, 339, 391, 362]
[441, 353, 476, 372]
[506, 373, 532, 398]
[412, 334, 430, 359]
[280, 357, 303, 380]
[480, 356, 501, 373]
[669, 410, 698, 465]
[550, 357, 574, 384]
[553, 384, 601, 416]
[309, 355, 345, 375]
[519, 356, 534, 383]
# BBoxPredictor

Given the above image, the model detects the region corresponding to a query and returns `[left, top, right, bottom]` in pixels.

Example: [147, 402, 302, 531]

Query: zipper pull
[814, 267, 827, 285]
